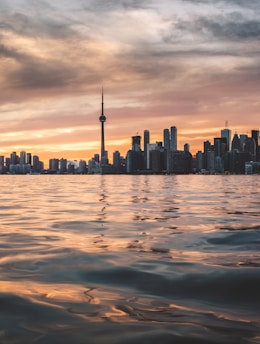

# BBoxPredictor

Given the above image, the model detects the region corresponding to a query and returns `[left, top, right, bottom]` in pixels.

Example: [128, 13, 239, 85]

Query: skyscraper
[144, 130, 150, 151]
[252, 130, 259, 161]
[221, 128, 231, 151]
[26, 153, 32, 165]
[99, 89, 107, 164]
[20, 151, 26, 165]
[231, 133, 242, 151]
[214, 137, 227, 157]
[203, 140, 212, 170]
[240, 134, 248, 150]
[10, 152, 19, 165]
[170, 126, 177, 151]
[132, 135, 141, 151]
[244, 138, 256, 160]
[144, 130, 150, 169]
[163, 129, 170, 151]
[113, 150, 121, 170]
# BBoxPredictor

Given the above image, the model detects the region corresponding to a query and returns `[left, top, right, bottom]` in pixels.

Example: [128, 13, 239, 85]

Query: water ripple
[0, 175, 259, 343]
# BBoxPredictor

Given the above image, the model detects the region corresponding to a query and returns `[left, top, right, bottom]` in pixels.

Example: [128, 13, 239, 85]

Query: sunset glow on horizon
[0, 0, 259, 165]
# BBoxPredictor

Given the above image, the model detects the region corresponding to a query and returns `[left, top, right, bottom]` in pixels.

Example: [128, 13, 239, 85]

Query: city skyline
[0, 0, 259, 163]
[0, 124, 260, 169]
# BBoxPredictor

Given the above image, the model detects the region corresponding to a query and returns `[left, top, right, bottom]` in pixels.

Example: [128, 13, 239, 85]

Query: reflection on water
[0, 175, 259, 343]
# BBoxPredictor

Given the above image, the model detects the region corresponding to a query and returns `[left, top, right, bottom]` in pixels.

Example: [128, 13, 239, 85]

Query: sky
[0, 0, 259, 164]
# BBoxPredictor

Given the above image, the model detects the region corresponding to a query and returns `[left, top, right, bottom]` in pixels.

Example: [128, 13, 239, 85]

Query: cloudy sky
[0, 0, 259, 163]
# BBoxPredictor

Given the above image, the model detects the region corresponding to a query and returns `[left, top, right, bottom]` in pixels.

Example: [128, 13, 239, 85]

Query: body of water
[0, 175, 259, 343]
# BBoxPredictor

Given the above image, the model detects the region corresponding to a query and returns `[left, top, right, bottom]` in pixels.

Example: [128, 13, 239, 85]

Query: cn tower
[99, 89, 106, 163]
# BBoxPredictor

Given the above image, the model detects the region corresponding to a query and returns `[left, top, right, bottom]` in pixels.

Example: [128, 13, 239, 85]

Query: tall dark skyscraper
[231, 133, 242, 151]
[163, 129, 170, 151]
[221, 128, 231, 151]
[99, 89, 107, 163]
[132, 135, 141, 151]
[252, 130, 259, 161]
[144, 130, 150, 169]
[170, 126, 177, 151]
[214, 137, 228, 157]
[144, 130, 150, 151]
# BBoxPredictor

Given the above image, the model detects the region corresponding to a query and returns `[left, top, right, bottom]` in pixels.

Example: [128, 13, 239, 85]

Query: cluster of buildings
[88, 91, 260, 175]
[196, 129, 260, 175]
[0, 152, 44, 175]
[0, 92, 259, 175]
[88, 127, 192, 175]
[87, 92, 193, 174]
[0, 152, 88, 175]
[87, 127, 259, 175]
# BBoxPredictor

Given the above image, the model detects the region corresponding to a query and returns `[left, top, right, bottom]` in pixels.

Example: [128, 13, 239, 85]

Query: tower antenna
[101, 87, 104, 115]
[225, 120, 228, 128]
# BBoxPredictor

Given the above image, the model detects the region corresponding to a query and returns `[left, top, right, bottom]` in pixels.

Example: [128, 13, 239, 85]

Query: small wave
[207, 231, 260, 246]
[220, 225, 260, 231]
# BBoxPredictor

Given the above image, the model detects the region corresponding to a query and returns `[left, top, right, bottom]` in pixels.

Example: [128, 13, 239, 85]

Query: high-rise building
[214, 137, 227, 157]
[252, 130, 259, 161]
[126, 149, 143, 173]
[146, 142, 164, 172]
[32, 155, 39, 170]
[240, 134, 248, 150]
[207, 150, 215, 174]
[203, 140, 212, 170]
[78, 160, 87, 174]
[20, 151, 26, 165]
[163, 129, 170, 151]
[32, 155, 43, 173]
[26, 153, 32, 165]
[10, 152, 19, 165]
[132, 135, 141, 151]
[196, 151, 204, 172]
[231, 134, 242, 151]
[221, 128, 231, 151]
[144, 130, 150, 169]
[143, 130, 150, 151]
[163, 129, 170, 172]
[49, 158, 59, 172]
[170, 126, 177, 151]
[113, 150, 121, 170]
[244, 138, 256, 161]
[59, 158, 67, 173]
[0, 156, 5, 174]
[99, 89, 107, 164]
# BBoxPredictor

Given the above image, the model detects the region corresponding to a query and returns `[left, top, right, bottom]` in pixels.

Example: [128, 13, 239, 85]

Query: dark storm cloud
[183, 0, 260, 10]
[0, 11, 78, 39]
[84, 0, 153, 12]
[164, 12, 260, 53]
[0, 41, 78, 90]
[196, 17, 260, 40]
[0, 44, 23, 60]
[10, 60, 76, 89]
[218, 0, 260, 9]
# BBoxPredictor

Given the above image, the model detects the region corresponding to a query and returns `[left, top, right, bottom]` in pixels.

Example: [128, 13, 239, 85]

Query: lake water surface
[0, 175, 259, 343]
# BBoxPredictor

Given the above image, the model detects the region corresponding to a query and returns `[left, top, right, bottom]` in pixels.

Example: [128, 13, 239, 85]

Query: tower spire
[101, 87, 104, 115]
